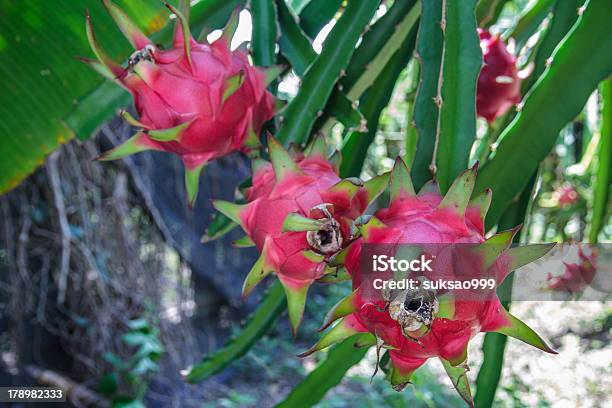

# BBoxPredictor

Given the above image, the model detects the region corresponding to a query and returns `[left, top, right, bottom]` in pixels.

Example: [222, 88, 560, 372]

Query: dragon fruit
[548, 245, 596, 293]
[477, 29, 521, 122]
[553, 185, 579, 207]
[302, 159, 556, 405]
[83, 1, 278, 206]
[212, 136, 389, 334]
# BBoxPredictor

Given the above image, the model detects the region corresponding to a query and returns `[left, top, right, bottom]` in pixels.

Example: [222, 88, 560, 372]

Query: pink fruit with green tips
[548, 245, 596, 293]
[83, 1, 278, 206]
[553, 185, 579, 206]
[212, 136, 389, 334]
[477, 29, 521, 122]
[303, 159, 556, 405]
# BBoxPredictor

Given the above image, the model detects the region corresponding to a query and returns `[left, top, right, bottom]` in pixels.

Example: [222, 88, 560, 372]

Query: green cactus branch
[185, 281, 286, 383]
[276, 0, 382, 145]
[522, 0, 582, 94]
[476, 0, 510, 27]
[285, 0, 313, 15]
[343, 0, 419, 89]
[344, 1, 421, 101]
[588, 78, 611, 243]
[433, 0, 482, 193]
[340, 27, 419, 178]
[403, 61, 420, 167]
[505, 0, 555, 47]
[411, 0, 482, 193]
[276, 0, 315, 75]
[315, 0, 420, 134]
[298, 0, 343, 39]
[476, 0, 612, 229]
[410, 0, 444, 190]
[475, 172, 537, 407]
[190, 0, 245, 38]
[250, 0, 279, 68]
[275, 335, 370, 408]
[276, 0, 364, 131]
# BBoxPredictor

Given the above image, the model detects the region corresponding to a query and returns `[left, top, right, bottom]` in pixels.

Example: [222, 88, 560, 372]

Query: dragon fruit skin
[553, 185, 579, 206]
[548, 245, 597, 293]
[477, 29, 521, 122]
[303, 159, 556, 404]
[213, 136, 389, 334]
[83, 1, 278, 206]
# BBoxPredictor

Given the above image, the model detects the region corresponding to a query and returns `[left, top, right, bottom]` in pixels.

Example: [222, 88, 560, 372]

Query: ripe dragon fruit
[301, 159, 556, 405]
[477, 29, 521, 122]
[548, 245, 597, 294]
[212, 136, 389, 334]
[82, 1, 278, 206]
[553, 185, 579, 207]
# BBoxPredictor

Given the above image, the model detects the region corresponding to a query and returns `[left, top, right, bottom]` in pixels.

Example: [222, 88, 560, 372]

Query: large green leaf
[275, 335, 369, 408]
[276, 0, 382, 145]
[0, 0, 166, 194]
[476, 0, 612, 228]
[410, 0, 444, 190]
[434, 0, 482, 193]
[185, 281, 286, 383]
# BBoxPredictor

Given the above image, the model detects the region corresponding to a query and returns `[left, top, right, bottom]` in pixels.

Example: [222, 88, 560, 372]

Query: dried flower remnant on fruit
[386, 287, 439, 337]
[306, 203, 345, 255]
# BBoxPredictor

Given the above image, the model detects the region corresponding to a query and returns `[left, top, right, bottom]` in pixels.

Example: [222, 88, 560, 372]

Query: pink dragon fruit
[548, 245, 596, 293]
[302, 159, 556, 404]
[477, 29, 521, 122]
[83, 1, 278, 206]
[553, 185, 579, 207]
[212, 136, 388, 334]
